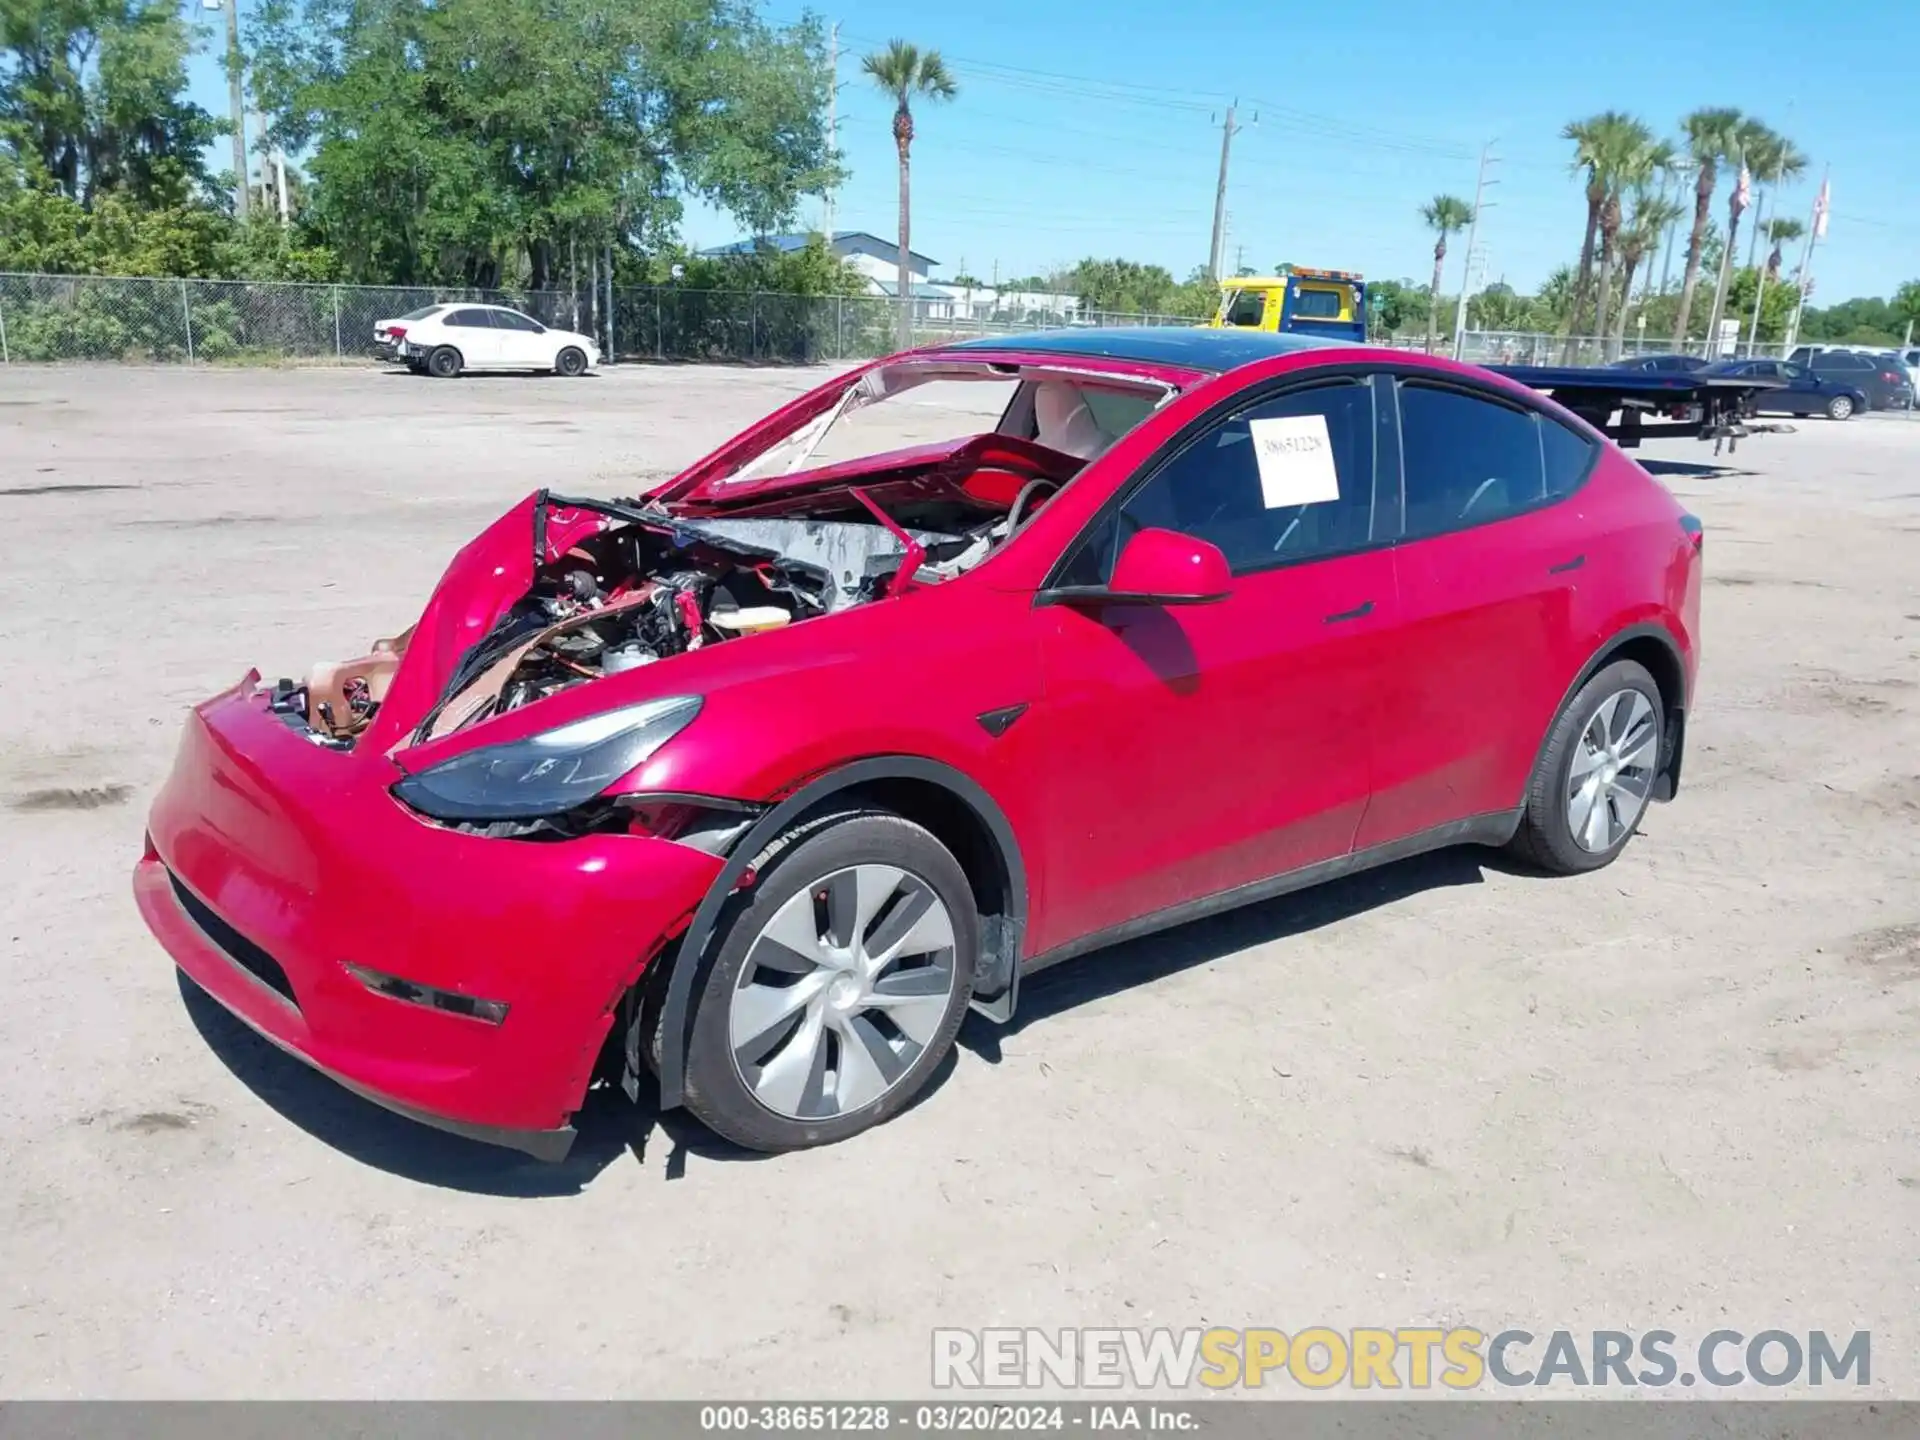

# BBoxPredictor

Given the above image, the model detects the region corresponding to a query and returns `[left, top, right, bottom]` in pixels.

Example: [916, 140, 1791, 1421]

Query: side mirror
[1043, 527, 1233, 608]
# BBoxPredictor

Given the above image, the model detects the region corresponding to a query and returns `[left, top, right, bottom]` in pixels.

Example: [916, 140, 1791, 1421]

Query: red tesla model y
[135, 329, 1702, 1158]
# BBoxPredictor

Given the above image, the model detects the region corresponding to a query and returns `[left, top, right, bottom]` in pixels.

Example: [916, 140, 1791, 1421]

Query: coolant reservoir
[710, 607, 792, 635]
[602, 643, 658, 674]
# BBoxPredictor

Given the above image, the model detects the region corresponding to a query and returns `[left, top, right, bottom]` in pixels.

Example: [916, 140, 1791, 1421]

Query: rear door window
[1397, 382, 1562, 537]
[446, 309, 493, 328]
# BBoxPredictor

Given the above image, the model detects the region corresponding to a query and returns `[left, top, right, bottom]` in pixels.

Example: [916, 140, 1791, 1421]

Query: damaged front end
[261, 456, 1050, 841]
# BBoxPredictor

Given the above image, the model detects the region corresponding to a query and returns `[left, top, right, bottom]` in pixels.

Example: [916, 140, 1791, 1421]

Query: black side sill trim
[1021, 809, 1523, 977]
[168, 871, 300, 1008]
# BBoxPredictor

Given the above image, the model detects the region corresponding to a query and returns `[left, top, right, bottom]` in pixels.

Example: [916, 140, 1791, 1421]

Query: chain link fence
[0, 275, 1808, 371]
[0, 272, 1199, 367]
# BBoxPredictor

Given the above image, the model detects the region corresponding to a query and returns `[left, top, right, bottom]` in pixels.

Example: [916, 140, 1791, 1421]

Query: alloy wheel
[728, 864, 958, 1121]
[1566, 689, 1658, 853]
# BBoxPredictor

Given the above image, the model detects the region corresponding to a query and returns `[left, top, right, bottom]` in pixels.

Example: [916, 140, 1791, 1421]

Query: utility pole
[1233, 242, 1244, 275]
[1207, 102, 1241, 284]
[220, 0, 249, 219]
[1450, 142, 1498, 361]
[822, 22, 839, 238]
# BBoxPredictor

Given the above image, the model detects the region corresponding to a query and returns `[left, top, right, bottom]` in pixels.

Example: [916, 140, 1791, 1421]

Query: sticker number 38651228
[1247, 413, 1340, 509]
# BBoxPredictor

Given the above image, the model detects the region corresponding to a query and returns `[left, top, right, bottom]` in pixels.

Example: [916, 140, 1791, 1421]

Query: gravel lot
[1, 363, 1916, 1399]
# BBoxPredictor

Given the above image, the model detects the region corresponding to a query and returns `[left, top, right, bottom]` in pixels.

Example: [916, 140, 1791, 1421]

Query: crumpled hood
[357, 491, 615, 754]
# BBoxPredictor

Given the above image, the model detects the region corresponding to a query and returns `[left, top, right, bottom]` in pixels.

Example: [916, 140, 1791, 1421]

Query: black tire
[1826, 394, 1855, 421]
[680, 809, 978, 1152]
[555, 346, 588, 377]
[1507, 658, 1663, 876]
[427, 346, 462, 379]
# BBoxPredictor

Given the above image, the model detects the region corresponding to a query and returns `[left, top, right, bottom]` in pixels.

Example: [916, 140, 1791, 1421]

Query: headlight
[393, 696, 701, 821]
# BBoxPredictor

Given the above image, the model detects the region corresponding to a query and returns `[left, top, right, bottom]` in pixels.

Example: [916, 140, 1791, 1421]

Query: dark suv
[1785, 348, 1914, 411]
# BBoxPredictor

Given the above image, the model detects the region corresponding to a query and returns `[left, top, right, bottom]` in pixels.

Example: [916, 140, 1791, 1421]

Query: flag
[1732, 163, 1751, 217]
[1812, 176, 1830, 240]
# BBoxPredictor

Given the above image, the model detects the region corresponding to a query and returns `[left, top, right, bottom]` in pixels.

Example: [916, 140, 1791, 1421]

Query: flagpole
[1746, 239, 1769, 356]
[1786, 165, 1828, 350]
[1705, 151, 1750, 355]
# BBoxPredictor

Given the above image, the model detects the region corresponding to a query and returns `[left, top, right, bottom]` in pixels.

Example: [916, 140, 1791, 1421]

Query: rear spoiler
[1485, 367, 1796, 454]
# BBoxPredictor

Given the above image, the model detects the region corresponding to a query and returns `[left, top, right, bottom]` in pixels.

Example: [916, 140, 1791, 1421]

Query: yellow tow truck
[1204, 268, 1368, 343]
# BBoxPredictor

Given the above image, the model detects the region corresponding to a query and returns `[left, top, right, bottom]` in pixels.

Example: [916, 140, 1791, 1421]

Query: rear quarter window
[1540, 416, 1599, 499]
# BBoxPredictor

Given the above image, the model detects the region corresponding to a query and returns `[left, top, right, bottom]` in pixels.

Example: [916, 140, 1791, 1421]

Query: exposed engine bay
[409, 495, 1000, 744]
[263, 356, 1180, 758]
[272, 442, 1077, 753]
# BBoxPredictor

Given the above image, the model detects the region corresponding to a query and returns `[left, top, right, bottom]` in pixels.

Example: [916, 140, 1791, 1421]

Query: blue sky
[186, 0, 1917, 302]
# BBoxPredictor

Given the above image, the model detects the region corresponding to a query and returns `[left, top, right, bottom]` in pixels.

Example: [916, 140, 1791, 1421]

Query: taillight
[1680, 513, 1703, 555]
[389, 326, 407, 340]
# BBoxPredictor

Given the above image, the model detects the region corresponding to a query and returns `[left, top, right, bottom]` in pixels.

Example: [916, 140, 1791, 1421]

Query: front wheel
[1508, 659, 1663, 875]
[555, 346, 588, 377]
[1826, 394, 1855, 421]
[680, 811, 977, 1152]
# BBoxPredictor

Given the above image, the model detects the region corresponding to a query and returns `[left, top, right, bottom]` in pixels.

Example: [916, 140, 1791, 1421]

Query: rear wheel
[680, 811, 977, 1152]
[555, 346, 588, 377]
[1826, 394, 1855, 420]
[1508, 659, 1663, 875]
[427, 346, 462, 379]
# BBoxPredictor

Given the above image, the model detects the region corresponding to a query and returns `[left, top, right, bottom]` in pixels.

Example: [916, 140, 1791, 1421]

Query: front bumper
[135, 673, 725, 1159]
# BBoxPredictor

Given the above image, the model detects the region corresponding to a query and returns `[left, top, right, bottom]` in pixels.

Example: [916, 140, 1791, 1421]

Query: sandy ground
[0, 363, 1916, 1400]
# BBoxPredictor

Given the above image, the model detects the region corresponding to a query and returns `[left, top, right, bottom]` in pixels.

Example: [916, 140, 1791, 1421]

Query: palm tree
[1420, 193, 1473, 354]
[1562, 111, 1634, 343]
[1763, 216, 1805, 281]
[1744, 132, 1808, 270]
[1705, 118, 1778, 343]
[1612, 185, 1684, 353]
[1592, 119, 1659, 347]
[861, 40, 958, 348]
[1671, 107, 1743, 343]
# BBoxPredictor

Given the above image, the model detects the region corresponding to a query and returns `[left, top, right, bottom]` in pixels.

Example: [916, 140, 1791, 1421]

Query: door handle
[1323, 600, 1375, 624]
[1548, 554, 1586, 574]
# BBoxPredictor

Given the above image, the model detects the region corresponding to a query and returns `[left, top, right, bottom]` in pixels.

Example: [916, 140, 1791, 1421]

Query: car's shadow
[1638, 458, 1755, 479]
[175, 969, 752, 1196]
[179, 844, 1522, 1193]
[958, 844, 1513, 1062]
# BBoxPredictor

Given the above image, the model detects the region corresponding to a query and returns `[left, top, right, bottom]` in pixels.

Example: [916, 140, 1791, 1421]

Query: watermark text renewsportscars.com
[932, 1327, 1872, 1391]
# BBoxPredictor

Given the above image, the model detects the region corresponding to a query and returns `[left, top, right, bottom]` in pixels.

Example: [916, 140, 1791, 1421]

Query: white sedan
[397, 304, 601, 378]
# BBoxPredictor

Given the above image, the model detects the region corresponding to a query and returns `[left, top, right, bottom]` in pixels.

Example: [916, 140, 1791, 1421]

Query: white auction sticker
[1247, 413, 1340, 509]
